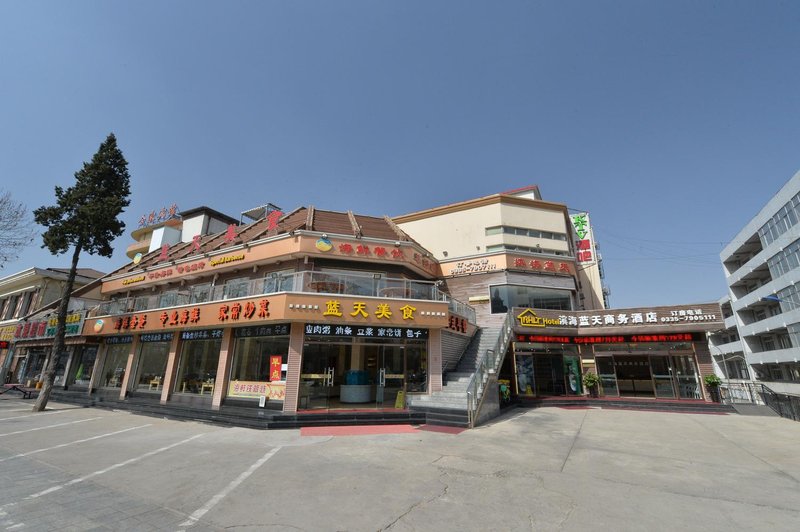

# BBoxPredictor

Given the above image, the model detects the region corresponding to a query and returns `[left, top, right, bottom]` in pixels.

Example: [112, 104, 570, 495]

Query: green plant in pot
[582, 371, 600, 397]
[703, 374, 722, 402]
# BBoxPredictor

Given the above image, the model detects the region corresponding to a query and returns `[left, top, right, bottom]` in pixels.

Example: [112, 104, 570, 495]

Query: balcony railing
[95, 271, 475, 322]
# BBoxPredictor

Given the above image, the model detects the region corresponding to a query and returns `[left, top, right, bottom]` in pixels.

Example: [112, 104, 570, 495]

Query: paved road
[1, 397, 798, 531]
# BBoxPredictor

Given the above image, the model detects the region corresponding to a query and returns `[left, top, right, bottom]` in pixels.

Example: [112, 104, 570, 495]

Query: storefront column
[283, 325, 304, 413]
[119, 336, 140, 400]
[87, 344, 107, 395]
[61, 346, 76, 390]
[160, 334, 182, 405]
[429, 329, 443, 393]
[694, 342, 714, 402]
[211, 328, 234, 411]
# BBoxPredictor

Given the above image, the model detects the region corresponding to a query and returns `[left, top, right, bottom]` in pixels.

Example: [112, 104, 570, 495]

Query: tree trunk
[33, 241, 82, 412]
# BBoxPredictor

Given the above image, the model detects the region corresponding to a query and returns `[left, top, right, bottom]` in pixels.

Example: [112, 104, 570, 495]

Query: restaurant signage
[140, 332, 174, 343]
[106, 335, 134, 345]
[234, 324, 291, 337]
[15, 312, 85, 340]
[180, 329, 224, 341]
[305, 323, 428, 339]
[228, 381, 285, 400]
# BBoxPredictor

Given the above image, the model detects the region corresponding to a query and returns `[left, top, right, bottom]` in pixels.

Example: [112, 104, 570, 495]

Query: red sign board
[269, 355, 282, 382]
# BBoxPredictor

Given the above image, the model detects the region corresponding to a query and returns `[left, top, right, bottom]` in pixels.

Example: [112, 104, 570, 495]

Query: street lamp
[760, 294, 785, 303]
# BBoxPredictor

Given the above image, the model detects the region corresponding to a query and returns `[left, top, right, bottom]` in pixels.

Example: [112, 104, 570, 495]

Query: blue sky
[1, 1, 799, 308]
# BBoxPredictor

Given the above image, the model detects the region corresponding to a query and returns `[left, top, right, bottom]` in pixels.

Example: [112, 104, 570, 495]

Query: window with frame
[223, 277, 251, 299]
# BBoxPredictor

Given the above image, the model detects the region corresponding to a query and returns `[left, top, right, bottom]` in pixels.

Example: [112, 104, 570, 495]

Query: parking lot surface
[1, 398, 799, 531]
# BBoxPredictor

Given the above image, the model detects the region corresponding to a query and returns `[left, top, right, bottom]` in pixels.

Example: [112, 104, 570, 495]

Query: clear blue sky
[2, 1, 799, 308]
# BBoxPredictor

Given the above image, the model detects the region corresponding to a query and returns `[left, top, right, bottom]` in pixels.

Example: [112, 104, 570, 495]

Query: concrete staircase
[408, 326, 504, 427]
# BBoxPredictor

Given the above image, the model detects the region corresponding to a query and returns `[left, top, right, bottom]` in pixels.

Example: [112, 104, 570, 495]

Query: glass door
[650, 356, 676, 398]
[376, 346, 405, 409]
[595, 356, 619, 397]
[300, 343, 338, 410]
[672, 354, 700, 399]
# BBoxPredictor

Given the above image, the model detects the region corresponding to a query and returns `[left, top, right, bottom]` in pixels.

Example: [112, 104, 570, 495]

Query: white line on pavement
[0, 410, 69, 422]
[178, 446, 282, 530]
[0, 424, 152, 463]
[26, 433, 205, 500]
[0, 417, 102, 437]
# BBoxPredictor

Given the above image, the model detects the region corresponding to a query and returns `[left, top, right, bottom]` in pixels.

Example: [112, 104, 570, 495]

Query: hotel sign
[517, 309, 561, 328]
[511, 303, 723, 335]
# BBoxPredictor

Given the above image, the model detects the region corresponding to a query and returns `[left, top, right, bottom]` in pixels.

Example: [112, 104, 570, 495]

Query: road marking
[178, 446, 282, 529]
[0, 410, 69, 422]
[0, 424, 152, 463]
[26, 433, 205, 499]
[0, 417, 102, 437]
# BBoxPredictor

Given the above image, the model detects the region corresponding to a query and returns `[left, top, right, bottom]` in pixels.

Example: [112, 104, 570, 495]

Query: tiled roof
[108, 206, 419, 277]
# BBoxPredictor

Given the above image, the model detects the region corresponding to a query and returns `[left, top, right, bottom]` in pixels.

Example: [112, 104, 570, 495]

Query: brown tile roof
[107, 206, 421, 277]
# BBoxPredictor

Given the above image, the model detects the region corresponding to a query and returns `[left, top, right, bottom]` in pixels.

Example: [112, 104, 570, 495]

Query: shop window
[69, 346, 97, 387]
[101, 344, 130, 388]
[134, 341, 172, 391]
[230, 336, 290, 382]
[175, 337, 222, 394]
[406, 345, 428, 393]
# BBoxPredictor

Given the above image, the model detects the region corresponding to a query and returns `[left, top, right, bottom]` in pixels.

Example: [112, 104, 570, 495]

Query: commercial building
[713, 169, 800, 406]
[0, 267, 104, 385]
[77, 206, 471, 415]
[19, 187, 725, 427]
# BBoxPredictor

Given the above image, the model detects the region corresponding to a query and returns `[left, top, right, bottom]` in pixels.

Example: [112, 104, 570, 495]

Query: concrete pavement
[1, 397, 798, 531]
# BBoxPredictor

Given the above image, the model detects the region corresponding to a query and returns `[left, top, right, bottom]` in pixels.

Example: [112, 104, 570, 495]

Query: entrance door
[376, 346, 405, 409]
[615, 356, 654, 397]
[650, 356, 676, 399]
[672, 355, 700, 399]
[300, 344, 338, 410]
[595, 356, 619, 396]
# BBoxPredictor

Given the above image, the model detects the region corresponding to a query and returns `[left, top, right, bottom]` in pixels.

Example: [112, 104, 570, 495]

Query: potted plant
[582, 371, 600, 398]
[704, 374, 722, 402]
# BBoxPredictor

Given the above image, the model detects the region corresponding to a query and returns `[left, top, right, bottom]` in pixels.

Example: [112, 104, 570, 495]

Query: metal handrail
[466, 311, 515, 427]
[92, 271, 475, 317]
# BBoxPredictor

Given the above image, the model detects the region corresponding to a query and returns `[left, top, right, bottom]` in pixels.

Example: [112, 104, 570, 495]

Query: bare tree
[0, 190, 35, 269]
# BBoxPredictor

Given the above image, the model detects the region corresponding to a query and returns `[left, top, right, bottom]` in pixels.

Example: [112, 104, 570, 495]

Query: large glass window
[190, 283, 212, 304]
[101, 344, 131, 388]
[231, 336, 290, 381]
[406, 344, 428, 393]
[134, 340, 172, 391]
[490, 285, 572, 313]
[223, 277, 251, 299]
[69, 346, 97, 387]
[263, 270, 295, 294]
[175, 336, 222, 394]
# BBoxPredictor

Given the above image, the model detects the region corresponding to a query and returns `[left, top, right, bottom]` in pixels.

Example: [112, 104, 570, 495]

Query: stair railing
[758, 383, 800, 421]
[466, 311, 515, 427]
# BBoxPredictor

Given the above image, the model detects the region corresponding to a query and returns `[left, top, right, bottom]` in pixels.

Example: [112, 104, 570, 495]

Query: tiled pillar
[119, 336, 140, 399]
[160, 334, 182, 405]
[88, 343, 108, 395]
[283, 325, 304, 413]
[428, 328, 442, 393]
[211, 328, 234, 411]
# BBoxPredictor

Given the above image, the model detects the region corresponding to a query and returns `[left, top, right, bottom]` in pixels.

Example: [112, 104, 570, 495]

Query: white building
[716, 170, 800, 398]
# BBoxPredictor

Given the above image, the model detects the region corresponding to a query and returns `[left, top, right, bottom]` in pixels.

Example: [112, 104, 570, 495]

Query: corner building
[81, 207, 473, 415]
